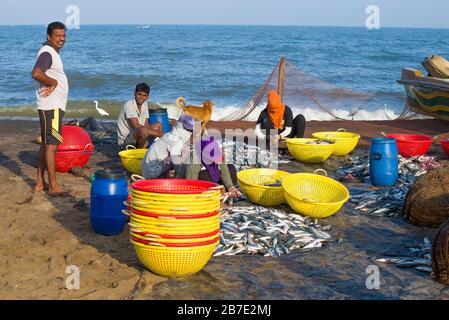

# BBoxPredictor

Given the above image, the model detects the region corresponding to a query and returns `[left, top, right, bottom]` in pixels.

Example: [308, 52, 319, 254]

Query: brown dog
[176, 97, 214, 133]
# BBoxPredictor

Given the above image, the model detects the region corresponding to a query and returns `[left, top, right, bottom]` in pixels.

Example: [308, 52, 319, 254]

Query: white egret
[94, 100, 109, 117]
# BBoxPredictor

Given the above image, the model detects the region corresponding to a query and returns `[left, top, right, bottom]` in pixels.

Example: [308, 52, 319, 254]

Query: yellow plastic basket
[286, 138, 336, 163]
[131, 239, 218, 278]
[237, 169, 290, 207]
[312, 129, 361, 156]
[129, 214, 220, 228]
[128, 222, 220, 235]
[118, 146, 146, 175]
[130, 203, 221, 215]
[131, 231, 219, 244]
[282, 169, 350, 219]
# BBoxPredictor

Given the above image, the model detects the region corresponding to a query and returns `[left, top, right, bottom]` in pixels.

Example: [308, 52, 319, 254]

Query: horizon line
[0, 23, 448, 30]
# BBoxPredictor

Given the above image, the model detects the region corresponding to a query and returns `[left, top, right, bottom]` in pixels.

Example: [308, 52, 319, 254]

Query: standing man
[117, 83, 164, 149]
[32, 22, 69, 197]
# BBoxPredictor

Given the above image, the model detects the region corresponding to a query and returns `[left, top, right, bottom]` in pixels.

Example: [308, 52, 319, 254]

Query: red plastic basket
[58, 125, 92, 152]
[131, 179, 219, 194]
[132, 229, 220, 239]
[441, 140, 449, 157]
[55, 145, 94, 173]
[386, 134, 433, 157]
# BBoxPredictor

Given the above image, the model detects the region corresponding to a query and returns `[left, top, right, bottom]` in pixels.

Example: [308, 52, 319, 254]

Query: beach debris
[375, 238, 433, 274]
[341, 155, 442, 217]
[214, 206, 333, 257]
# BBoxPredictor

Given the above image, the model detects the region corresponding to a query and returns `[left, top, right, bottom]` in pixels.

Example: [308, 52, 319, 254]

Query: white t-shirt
[117, 99, 149, 145]
[35, 45, 69, 111]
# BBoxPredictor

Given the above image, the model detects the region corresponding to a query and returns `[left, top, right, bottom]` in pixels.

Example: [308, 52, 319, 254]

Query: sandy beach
[0, 118, 448, 299]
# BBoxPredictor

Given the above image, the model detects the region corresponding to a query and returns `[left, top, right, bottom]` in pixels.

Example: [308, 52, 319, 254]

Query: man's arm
[32, 52, 58, 97]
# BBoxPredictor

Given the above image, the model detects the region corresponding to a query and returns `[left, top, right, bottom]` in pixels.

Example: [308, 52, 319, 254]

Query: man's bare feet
[48, 185, 70, 197]
[35, 183, 49, 192]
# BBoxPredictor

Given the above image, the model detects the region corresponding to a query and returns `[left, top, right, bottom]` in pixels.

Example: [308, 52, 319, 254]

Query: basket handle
[146, 242, 166, 247]
[337, 128, 347, 132]
[381, 131, 388, 137]
[84, 143, 94, 151]
[314, 169, 328, 177]
[131, 174, 145, 182]
[126, 145, 137, 150]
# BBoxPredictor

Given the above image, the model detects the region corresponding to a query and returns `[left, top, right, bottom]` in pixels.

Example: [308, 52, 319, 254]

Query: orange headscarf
[267, 90, 285, 129]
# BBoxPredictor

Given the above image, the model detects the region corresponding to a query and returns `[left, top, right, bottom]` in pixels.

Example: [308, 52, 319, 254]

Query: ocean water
[1, 25, 449, 121]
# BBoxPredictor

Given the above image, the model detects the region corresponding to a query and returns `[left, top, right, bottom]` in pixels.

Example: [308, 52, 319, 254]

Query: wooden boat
[398, 68, 449, 121]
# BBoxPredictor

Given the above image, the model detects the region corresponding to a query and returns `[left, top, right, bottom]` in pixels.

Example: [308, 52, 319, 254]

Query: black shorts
[38, 109, 65, 145]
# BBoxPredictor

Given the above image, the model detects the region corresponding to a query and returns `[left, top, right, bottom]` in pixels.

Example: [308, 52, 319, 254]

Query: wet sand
[0, 118, 448, 300]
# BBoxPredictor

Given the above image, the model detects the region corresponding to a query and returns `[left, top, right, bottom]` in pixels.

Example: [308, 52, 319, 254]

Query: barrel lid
[371, 137, 397, 144]
[94, 170, 126, 180]
[149, 108, 168, 114]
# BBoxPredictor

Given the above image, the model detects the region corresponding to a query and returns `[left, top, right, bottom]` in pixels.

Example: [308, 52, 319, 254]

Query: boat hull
[399, 68, 449, 122]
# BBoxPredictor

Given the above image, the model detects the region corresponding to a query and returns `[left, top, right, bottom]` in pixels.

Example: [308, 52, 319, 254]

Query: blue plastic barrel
[370, 138, 399, 186]
[90, 170, 128, 236]
[149, 108, 171, 134]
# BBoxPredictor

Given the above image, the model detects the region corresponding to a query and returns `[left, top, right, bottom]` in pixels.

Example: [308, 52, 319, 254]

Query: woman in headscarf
[185, 135, 241, 199]
[255, 90, 306, 142]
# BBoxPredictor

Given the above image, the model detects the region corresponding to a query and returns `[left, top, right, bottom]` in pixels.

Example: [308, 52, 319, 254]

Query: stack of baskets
[125, 179, 222, 278]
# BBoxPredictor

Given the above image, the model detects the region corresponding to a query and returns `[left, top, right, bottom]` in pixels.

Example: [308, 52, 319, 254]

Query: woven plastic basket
[282, 169, 350, 219]
[312, 129, 360, 156]
[237, 169, 290, 207]
[131, 239, 218, 277]
[118, 146, 146, 175]
[287, 138, 335, 163]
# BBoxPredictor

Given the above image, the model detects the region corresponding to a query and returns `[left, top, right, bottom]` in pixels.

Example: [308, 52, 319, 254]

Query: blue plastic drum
[149, 108, 171, 134]
[90, 170, 128, 236]
[370, 138, 399, 187]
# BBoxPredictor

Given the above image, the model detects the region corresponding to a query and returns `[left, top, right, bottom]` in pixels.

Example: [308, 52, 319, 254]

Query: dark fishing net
[403, 165, 449, 228]
[219, 58, 412, 121]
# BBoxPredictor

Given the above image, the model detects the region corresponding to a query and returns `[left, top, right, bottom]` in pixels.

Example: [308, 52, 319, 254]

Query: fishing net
[218, 58, 412, 121]
[432, 219, 449, 285]
[402, 165, 449, 227]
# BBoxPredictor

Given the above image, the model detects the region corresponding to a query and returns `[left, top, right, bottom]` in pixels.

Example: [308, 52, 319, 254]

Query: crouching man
[142, 114, 194, 179]
[117, 83, 164, 149]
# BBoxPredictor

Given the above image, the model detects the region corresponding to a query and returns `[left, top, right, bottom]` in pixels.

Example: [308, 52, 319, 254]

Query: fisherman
[185, 135, 241, 199]
[255, 90, 306, 143]
[117, 83, 164, 149]
[32, 22, 70, 197]
[141, 114, 195, 179]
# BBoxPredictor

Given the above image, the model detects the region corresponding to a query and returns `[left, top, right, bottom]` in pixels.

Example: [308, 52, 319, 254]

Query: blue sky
[1, 0, 448, 28]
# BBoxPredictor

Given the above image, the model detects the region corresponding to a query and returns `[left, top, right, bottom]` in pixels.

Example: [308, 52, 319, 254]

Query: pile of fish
[214, 206, 333, 257]
[220, 140, 274, 170]
[340, 155, 442, 217]
[375, 238, 433, 274]
[305, 140, 335, 145]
